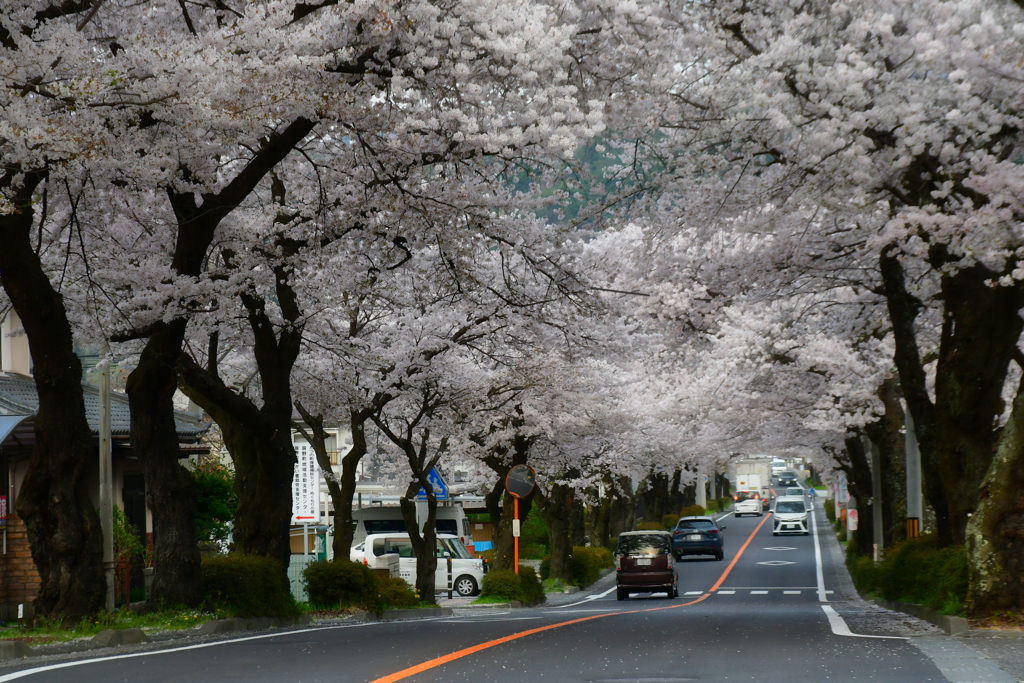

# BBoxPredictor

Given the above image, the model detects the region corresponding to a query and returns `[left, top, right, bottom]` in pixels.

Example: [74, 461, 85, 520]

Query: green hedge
[479, 567, 545, 604]
[572, 546, 613, 588]
[366, 576, 419, 612]
[824, 503, 836, 524]
[481, 569, 524, 601]
[302, 559, 377, 608]
[518, 566, 545, 605]
[202, 555, 299, 618]
[846, 535, 968, 615]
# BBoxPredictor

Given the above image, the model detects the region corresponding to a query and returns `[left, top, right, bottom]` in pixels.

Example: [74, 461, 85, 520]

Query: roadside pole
[869, 438, 883, 561]
[695, 471, 707, 509]
[513, 497, 519, 573]
[902, 400, 922, 538]
[505, 465, 536, 576]
[709, 472, 717, 501]
[97, 359, 115, 613]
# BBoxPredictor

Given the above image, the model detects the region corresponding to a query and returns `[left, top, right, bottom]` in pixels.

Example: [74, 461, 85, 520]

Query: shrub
[824, 503, 836, 524]
[680, 505, 705, 517]
[662, 514, 679, 530]
[846, 534, 968, 615]
[521, 514, 550, 548]
[572, 545, 613, 588]
[540, 555, 550, 579]
[192, 459, 238, 545]
[520, 543, 548, 560]
[202, 554, 299, 618]
[518, 565, 546, 605]
[480, 569, 524, 602]
[362, 576, 420, 612]
[302, 559, 377, 608]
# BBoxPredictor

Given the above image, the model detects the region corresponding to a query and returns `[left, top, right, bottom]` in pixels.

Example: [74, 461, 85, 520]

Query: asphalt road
[1, 487, 952, 683]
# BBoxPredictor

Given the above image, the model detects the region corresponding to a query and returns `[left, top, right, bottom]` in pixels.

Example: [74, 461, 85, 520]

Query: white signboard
[291, 442, 320, 524]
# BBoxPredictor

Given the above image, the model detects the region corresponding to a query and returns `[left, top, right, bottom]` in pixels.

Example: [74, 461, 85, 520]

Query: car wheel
[669, 586, 677, 599]
[454, 575, 478, 597]
[617, 588, 629, 601]
[772, 531, 778, 536]
[803, 531, 810, 536]
[715, 551, 724, 561]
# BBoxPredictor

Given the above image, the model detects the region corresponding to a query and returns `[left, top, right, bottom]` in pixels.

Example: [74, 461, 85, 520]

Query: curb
[92, 629, 150, 647]
[871, 599, 969, 636]
[0, 641, 37, 662]
[197, 615, 312, 635]
[352, 607, 454, 622]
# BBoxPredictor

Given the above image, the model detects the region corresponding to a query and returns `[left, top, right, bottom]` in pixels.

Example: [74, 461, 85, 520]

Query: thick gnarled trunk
[126, 321, 202, 606]
[865, 375, 907, 548]
[966, 377, 1024, 616]
[934, 268, 1024, 545]
[0, 171, 105, 620]
[840, 434, 875, 558]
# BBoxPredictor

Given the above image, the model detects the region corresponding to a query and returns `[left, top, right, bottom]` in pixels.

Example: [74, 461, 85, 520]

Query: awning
[0, 414, 31, 445]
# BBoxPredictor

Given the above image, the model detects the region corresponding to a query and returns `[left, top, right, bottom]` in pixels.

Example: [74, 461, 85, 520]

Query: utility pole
[97, 359, 115, 613]
[695, 470, 707, 509]
[867, 437, 884, 561]
[902, 400, 922, 539]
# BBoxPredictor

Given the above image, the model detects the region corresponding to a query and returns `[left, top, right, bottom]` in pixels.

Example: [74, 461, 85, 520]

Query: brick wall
[1, 512, 41, 605]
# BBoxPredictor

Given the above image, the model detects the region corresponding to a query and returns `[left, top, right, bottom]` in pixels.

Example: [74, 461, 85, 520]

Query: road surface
[0, 491, 1009, 683]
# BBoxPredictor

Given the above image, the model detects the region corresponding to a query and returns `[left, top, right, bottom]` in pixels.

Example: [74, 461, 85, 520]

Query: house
[0, 310, 209, 619]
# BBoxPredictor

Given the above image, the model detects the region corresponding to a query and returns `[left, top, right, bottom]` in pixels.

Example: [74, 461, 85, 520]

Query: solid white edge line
[549, 584, 617, 609]
[810, 505, 828, 603]
[0, 619, 446, 682]
[821, 605, 906, 640]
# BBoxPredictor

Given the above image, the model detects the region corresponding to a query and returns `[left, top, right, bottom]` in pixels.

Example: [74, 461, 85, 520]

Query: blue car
[672, 516, 726, 561]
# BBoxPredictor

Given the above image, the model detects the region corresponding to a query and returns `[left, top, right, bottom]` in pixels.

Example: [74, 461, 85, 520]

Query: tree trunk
[880, 247, 953, 546]
[570, 495, 586, 546]
[865, 374, 907, 548]
[125, 320, 202, 606]
[399, 483, 437, 604]
[840, 435, 874, 557]
[177, 352, 294, 571]
[965, 371, 1024, 616]
[536, 483, 573, 582]
[934, 268, 1024, 544]
[669, 470, 684, 515]
[0, 170, 105, 620]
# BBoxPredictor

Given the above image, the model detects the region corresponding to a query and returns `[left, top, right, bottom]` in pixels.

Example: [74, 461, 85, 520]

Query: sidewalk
[816, 496, 1023, 683]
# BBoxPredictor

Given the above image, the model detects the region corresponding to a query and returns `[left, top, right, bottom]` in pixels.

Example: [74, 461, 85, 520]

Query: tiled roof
[0, 373, 209, 439]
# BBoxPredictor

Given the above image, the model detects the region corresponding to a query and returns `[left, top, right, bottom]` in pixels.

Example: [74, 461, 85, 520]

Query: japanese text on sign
[291, 443, 321, 523]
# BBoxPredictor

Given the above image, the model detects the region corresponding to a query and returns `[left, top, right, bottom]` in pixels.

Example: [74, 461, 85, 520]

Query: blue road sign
[416, 468, 449, 501]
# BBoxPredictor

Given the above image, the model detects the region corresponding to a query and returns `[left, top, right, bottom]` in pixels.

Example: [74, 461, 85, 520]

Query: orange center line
[368, 515, 769, 683]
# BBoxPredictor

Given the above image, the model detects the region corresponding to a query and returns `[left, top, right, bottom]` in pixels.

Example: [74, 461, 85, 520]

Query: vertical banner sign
[0, 495, 7, 530]
[291, 442, 321, 524]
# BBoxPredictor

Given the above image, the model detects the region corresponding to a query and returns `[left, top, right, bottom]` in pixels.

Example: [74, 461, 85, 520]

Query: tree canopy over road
[2, 0, 1022, 619]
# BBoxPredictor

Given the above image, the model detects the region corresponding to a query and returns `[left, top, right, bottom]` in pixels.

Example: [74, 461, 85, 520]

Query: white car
[773, 496, 809, 535]
[734, 494, 763, 517]
[350, 533, 485, 597]
[771, 459, 787, 476]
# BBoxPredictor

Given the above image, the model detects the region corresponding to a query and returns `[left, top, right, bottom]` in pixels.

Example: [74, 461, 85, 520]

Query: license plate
[785, 524, 795, 529]
[686, 534, 701, 541]
[635, 558, 652, 566]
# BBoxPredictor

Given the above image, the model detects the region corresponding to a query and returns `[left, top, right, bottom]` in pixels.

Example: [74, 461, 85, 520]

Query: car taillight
[754, 493, 759, 499]
[732, 495, 738, 501]
[615, 556, 621, 570]
[707, 529, 717, 534]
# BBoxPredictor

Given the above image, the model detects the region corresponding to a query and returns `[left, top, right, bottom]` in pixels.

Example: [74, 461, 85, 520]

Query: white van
[350, 506, 474, 552]
[350, 533, 485, 596]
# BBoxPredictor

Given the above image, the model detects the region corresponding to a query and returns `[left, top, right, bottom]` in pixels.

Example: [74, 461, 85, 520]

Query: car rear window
[676, 520, 715, 530]
[776, 501, 806, 514]
[786, 488, 803, 496]
[616, 534, 671, 556]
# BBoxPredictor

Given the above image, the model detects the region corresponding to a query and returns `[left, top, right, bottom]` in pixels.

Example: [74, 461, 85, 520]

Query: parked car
[672, 516, 725, 561]
[615, 531, 677, 600]
[733, 491, 763, 517]
[350, 533, 485, 596]
[772, 497, 809, 536]
[777, 470, 799, 486]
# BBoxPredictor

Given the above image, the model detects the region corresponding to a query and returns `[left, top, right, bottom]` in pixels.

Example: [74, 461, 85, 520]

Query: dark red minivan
[615, 531, 677, 600]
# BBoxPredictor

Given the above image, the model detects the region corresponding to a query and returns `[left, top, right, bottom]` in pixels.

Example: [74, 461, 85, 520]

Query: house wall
[1, 512, 42, 609]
